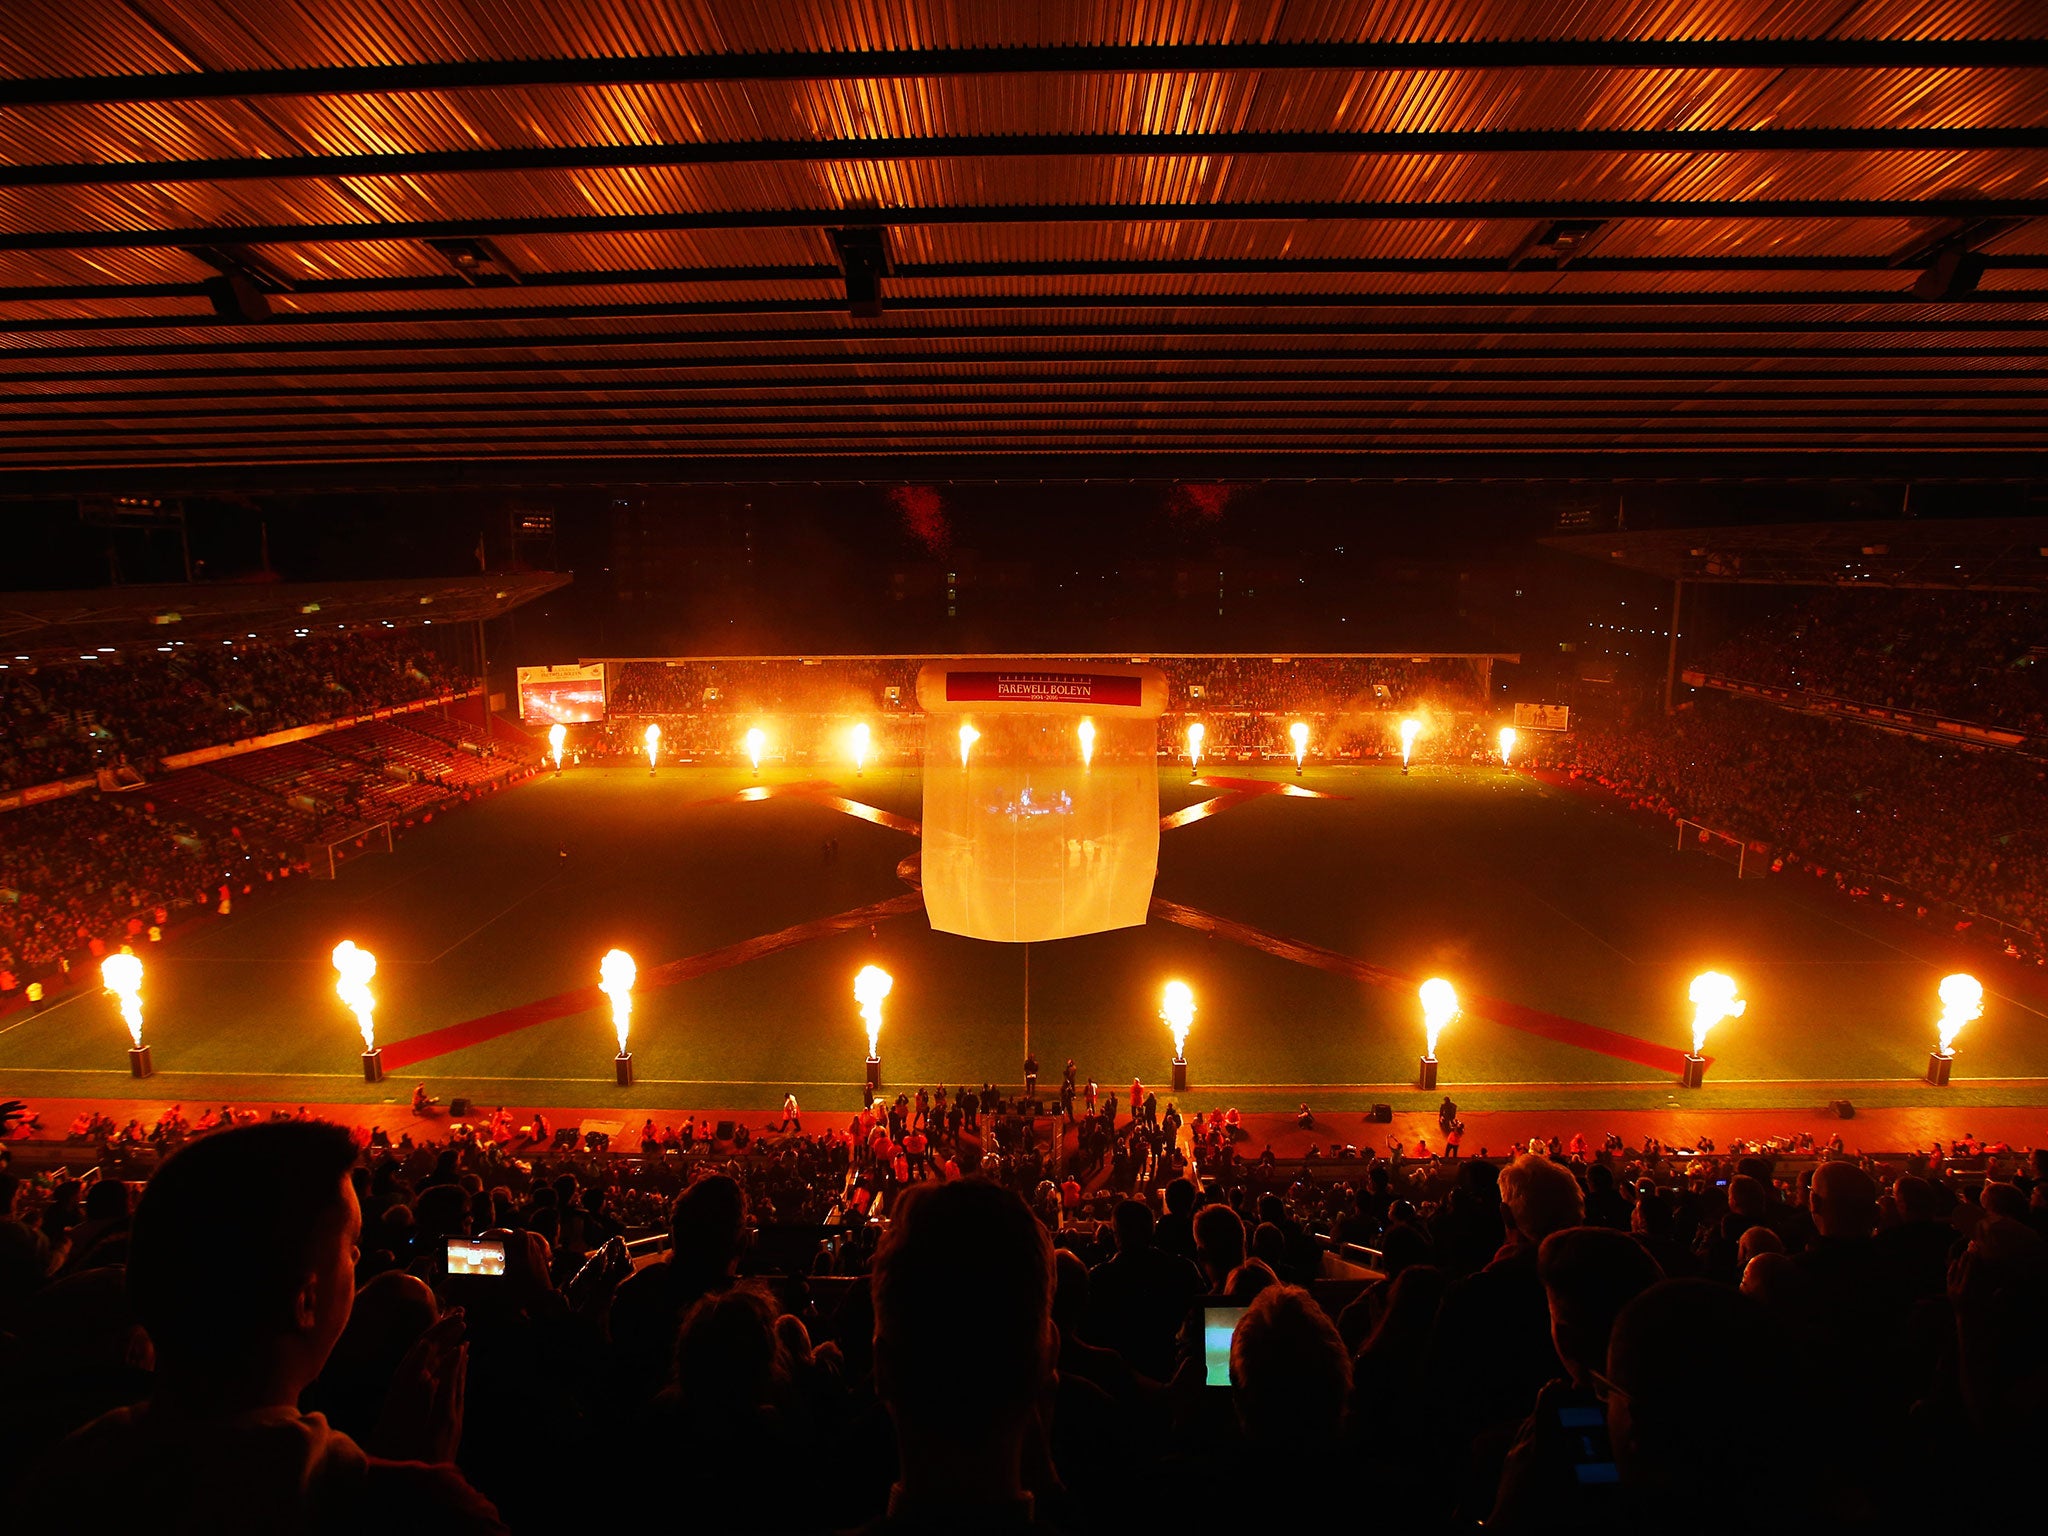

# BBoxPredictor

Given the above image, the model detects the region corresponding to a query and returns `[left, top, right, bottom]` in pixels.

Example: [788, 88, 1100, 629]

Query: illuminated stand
[600, 949, 636, 1086]
[1162, 981, 1195, 1092]
[1418, 977, 1457, 1092]
[1682, 971, 1743, 1089]
[856, 965, 892, 1089]
[102, 953, 151, 1078]
[1929, 973, 1982, 1087]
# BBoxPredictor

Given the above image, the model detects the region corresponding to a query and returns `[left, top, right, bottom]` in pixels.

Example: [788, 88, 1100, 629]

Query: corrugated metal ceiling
[0, 0, 2044, 479]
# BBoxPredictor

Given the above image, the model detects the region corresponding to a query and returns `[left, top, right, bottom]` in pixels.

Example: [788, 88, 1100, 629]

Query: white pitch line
[0, 985, 95, 1039]
[424, 870, 568, 964]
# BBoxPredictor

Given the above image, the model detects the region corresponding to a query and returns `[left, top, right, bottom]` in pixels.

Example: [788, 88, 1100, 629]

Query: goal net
[1677, 819, 1768, 879]
[308, 821, 395, 880]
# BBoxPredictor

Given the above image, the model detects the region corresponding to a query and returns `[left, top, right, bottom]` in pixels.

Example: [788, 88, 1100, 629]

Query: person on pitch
[1439, 1095, 1459, 1134]
[781, 1092, 802, 1134]
[1024, 1051, 1039, 1100]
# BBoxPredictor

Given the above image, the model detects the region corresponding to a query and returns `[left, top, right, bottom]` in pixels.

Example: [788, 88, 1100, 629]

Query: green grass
[5, 759, 2041, 1115]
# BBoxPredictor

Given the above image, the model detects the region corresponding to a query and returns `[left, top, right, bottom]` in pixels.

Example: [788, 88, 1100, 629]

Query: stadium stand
[1533, 698, 2048, 960]
[0, 630, 471, 790]
[604, 655, 1499, 762]
[3, 1102, 2041, 1531]
[1699, 591, 2048, 734]
[0, 694, 537, 992]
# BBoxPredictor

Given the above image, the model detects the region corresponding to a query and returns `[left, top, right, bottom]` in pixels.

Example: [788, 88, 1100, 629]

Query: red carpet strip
[1148, 896, 1696, 1074]
[381, 891, 927, 1070]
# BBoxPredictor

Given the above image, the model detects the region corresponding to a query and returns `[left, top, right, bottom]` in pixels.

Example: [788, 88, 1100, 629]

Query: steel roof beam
[10, 319, 2048, 369]
[7, 450, 2047, 498]
[12, 255, 2048, 305]
[2, 426, 2041, 460]
[11, 379, 2047, 414]
[5, 401, 2042, 441]
[12, 289, 2048, 337]
[1, 345, 2039, 391]
[10, 127, 2048, 188]
[4, 42, 2045, 108]
[7, 198, 2048, 254]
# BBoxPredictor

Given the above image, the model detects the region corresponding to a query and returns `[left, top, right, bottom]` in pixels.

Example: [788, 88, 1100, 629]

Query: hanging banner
[1513, 702, 1572, 732]
[517, 663, 606, 723]
[916, 660, 1167, 943]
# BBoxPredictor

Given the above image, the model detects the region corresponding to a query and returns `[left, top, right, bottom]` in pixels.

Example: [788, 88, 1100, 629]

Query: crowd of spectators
[605, 655, 1492, 763]
[1530, 696, 2048, 950]
[0, 794, 296, 982]
[0, 630, 469, 790]
[1, 732, 532, 999]
[4, 1099, 2044, 1531]
[1699, 590, 2047, 734]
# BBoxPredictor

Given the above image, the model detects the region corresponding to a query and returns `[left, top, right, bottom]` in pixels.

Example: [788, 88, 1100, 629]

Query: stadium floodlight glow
[745, 725, 767, 776]
[548, 722, 566, 773]
[643, 722, 661, 774]
[1186, 720, 1205, 777]
[101, 951, 150, 1076]
[854, 964, 893, 1087]
[1929, 972, 1984, 1085]
[1289, 720, 1309, 775]
[1682, 971, 1744, 1087]
[600, 948, 637, 1086]
[1418, 977, 1458, 1089]
[851, 721, 871, 778]
[1498, 725, 1518, 769]
[1162, 979, 1195, 1091]
[1400, 717, 1421, 774]
[958, 721, 980, 768]
[1078, 717, 1096, 768]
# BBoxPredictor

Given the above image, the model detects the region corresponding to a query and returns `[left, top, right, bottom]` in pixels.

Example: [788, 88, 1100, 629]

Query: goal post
[308, 820, 395, 880]
[1676, 819, 1769, 879]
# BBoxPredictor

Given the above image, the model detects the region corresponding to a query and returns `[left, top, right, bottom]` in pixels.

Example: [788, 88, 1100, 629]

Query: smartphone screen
[1202, 1304, 1245, 1387]
[1555, 1402, 1618, 1485]
[446, 1236, 506, 1276]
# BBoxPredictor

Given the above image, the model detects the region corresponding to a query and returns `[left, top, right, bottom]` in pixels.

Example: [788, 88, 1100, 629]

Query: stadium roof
[4, 4, 2048, 489]
[1544, 517, 2048, 590]
[0, 570, 570, 659]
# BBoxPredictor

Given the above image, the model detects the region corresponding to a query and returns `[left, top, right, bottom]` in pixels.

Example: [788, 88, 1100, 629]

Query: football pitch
[6, 760, 2044, 1115]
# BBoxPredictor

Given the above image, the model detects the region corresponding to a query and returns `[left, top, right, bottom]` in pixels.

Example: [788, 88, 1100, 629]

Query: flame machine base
[128, 1045, 153, 1079]
[1417, 1055, 1438, 1092]
[1927, 1051, 1953, 1088]
[1171, 1057, 1187, 1093]
[1680, 1054, 1708, 1089]
[614, 1052, 635, 1087]
[866, 1055, 882, 1090]
[361, 1048, 384, 1084]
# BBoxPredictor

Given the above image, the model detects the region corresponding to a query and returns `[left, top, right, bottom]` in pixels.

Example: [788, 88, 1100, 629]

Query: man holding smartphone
[24, 1122, 503, 1531]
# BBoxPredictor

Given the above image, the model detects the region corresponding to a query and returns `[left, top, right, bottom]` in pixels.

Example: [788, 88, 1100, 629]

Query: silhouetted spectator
[22, 1121, 501, 1531]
